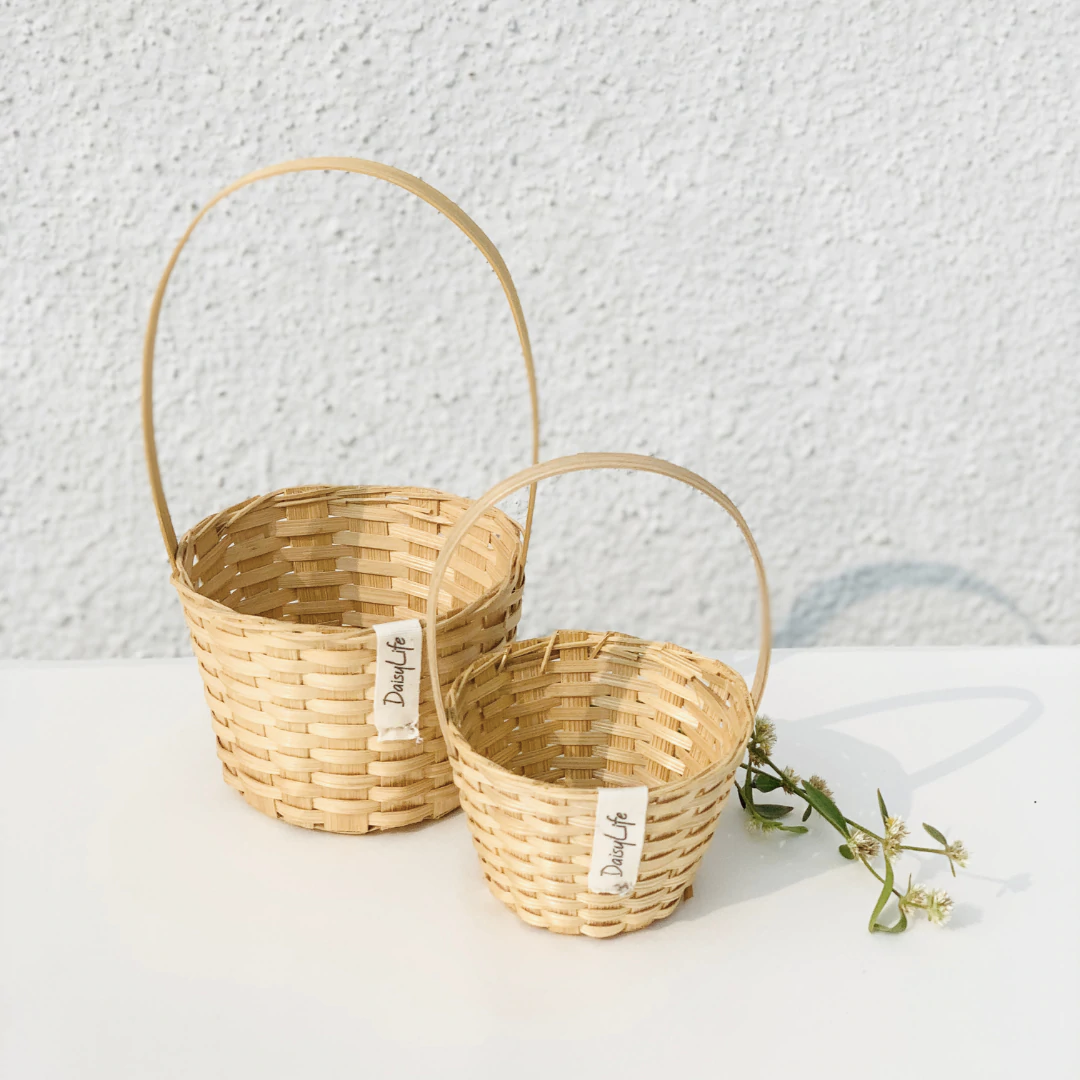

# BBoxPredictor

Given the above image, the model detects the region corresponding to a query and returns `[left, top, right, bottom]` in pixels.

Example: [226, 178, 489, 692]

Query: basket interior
[175, 486, 521, 626]
[450, 631, 753, 789]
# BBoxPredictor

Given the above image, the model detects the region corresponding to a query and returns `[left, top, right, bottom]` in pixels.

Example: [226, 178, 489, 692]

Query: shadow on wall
[774, 560, 1047, 646]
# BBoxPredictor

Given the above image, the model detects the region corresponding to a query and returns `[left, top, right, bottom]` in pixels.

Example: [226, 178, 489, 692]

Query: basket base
[220, 759, 459, 833]
[477, 859, 701, 938]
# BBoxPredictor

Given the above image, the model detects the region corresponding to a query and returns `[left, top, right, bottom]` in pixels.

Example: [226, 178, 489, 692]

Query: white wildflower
[926, 889, 954, 926]
[883, 816, 909, 861]
[847, 830, 880, 860]
[749, 716, 777, 764]
[899, 882, 929, 914]
[945, 840, 970, 869]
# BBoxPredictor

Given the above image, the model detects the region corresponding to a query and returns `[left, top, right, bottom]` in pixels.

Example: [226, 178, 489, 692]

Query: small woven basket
[142, 157, 539, 834]
[425, 453, 771, 936]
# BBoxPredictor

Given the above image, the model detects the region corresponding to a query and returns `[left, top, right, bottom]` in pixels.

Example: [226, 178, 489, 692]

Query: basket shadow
[774, 560, 1046, 646]
[672, 685, 1041, 920]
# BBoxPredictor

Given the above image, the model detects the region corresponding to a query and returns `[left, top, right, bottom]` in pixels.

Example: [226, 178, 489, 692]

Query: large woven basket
[142, 157, 539, 833]
[425, 453, 771, 935]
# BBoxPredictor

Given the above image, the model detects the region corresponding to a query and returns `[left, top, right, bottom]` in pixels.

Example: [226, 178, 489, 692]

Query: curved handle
[425, 452, 772, 743]
[142, 156, 540, 565]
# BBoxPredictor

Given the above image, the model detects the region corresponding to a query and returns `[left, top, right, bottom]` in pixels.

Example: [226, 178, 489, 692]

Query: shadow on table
[774, 560, 1047, 646]
[678, 684, 1042, 925]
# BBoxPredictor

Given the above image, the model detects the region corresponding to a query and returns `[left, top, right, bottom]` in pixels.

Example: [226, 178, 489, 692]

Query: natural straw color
[142, 158, 539, 833]
[425, 453, 770, 935]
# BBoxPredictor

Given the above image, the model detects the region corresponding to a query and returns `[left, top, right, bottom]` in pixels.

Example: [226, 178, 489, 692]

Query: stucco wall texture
[1, 2, 1077, 659]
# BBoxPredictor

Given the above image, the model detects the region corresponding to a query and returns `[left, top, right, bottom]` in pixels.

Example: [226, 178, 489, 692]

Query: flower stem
[860, 856, 904, 900]
[843, 818, 886, 843]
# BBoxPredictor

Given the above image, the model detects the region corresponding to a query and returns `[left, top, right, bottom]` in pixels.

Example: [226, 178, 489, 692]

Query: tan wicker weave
[425, 453, 771, 935]
[142, 158, 539, 833]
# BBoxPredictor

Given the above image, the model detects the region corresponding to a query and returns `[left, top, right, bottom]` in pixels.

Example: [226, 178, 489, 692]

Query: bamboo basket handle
[425, 453, 772, 734]
[142, 156, 540, 565]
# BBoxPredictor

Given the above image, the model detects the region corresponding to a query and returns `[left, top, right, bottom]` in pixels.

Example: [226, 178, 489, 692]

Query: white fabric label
[588, 786, 649, 896]
[372, 618, 423, 742]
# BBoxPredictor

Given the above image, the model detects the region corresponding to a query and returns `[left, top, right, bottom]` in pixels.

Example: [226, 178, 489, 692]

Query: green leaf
[800, 781, 849, 836]
[736, 785, 746, 809]
[801, 804, 812, 822]
[875, 908, 909, 934]
[838, 844, 855, 860]
[776, 824, 809, 835]
[754, 803, 794, 820]
[753, 773, 783, 792]
[877, 789, 889, 826]
[923, 823, 947, 846]
[868, 847, 896, 933]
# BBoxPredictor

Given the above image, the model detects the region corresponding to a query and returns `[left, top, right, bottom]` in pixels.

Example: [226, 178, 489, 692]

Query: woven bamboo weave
[425, 454, 771, 935]
[142, 158, 539, 833]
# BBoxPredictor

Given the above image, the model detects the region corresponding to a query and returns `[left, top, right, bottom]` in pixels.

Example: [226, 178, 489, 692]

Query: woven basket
[424, 453, 771, 935]
[142, 157, 539, 833]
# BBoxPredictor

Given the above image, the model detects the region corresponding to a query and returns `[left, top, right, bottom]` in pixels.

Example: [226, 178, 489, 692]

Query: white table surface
[2, 648, 1076, 1078]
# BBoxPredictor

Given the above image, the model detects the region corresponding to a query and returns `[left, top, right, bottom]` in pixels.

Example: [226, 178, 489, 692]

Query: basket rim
[443, 628, 755, 804]
[170, 483, 526, 639]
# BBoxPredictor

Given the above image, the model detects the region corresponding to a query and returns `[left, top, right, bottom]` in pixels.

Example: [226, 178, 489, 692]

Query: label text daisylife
[599, 811, 639, 893]
[381, 636, 416, 708]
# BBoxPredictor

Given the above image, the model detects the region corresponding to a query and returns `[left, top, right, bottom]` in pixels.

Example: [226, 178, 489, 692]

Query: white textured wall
[1, 1, 1077, 659]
